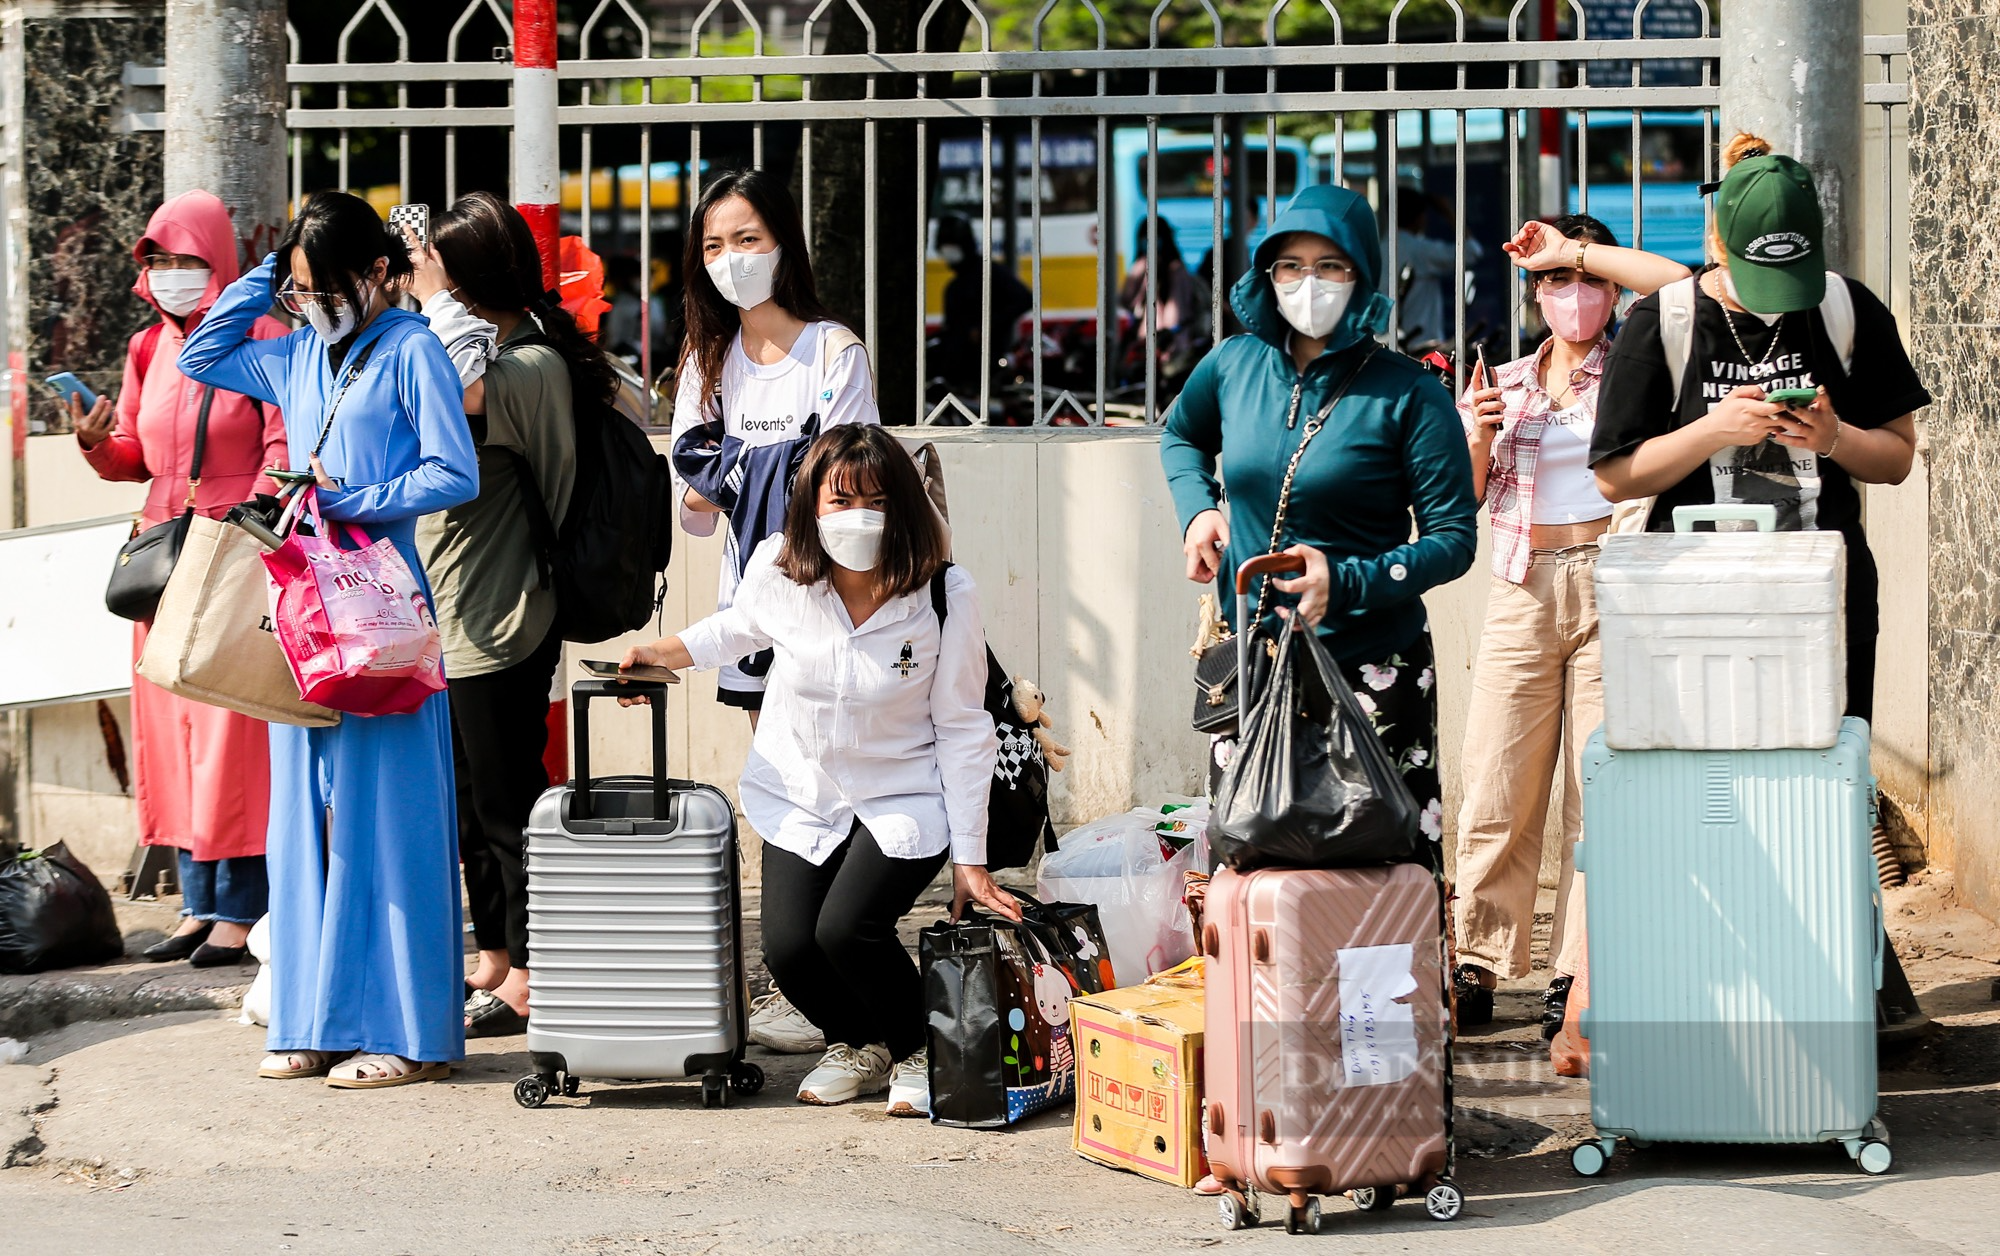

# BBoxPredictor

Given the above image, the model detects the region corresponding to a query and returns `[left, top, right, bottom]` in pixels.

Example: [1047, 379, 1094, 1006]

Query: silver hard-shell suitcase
[514, 678, 764, 1109]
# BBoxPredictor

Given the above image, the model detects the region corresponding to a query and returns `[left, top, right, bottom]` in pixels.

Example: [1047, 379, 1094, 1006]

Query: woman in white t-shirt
[669, 169, 881, 1059]
[1452, 215, 1688, 1044]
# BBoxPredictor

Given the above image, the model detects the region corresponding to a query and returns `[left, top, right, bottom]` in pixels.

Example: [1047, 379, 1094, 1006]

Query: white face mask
[149, 269, 211, 318]
[817, 507, 887, 572]
[1273, 275, 1356, 340]
[939, 244, 966, 267]
[706, 246, 781, 310]
[1721, 268, 1782, 326]
[303, 280, 372, 345]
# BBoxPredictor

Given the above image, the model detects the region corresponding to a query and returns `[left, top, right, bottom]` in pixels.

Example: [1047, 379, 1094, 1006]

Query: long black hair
[678, 169, 839, 403]
[274, 191, 413, 322]
[432, 190, 619, 410]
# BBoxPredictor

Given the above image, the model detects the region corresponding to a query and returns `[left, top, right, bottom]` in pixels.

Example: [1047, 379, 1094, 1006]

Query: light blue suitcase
[1570, 717, 1892, 1176]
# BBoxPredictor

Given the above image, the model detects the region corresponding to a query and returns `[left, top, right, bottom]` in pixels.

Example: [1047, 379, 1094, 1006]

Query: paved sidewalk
[1, 873, 1996, 1255]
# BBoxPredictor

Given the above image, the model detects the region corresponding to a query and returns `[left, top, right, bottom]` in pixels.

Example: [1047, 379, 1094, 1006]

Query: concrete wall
[1910, 0, 2000, 919]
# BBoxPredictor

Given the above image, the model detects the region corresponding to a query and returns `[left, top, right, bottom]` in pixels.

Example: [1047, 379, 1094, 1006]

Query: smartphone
[388, 203, 430, 251]
[1767, 388, 1819, 408]
[267, 467, 318, 484]
[45, 372, 98, 410]
[580, 659, 681, 684]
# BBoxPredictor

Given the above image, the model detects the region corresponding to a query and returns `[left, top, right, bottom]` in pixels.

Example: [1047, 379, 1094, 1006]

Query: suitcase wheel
[730, 1062, 766, 1097]
[514, 1075, 552, 1109]
[562, 1075, 581, 1099]
[1422, 1179, 1464, 1222]
[1217, 1193, 1255, 1231]
[1570, 1140, 1609, 1176]
[1350, 1185, 1396, 1213]
[700, 1073, 730, 1109]
[1856, 1139, 1893, 1175]
[1283, 1198, 1322, 1235]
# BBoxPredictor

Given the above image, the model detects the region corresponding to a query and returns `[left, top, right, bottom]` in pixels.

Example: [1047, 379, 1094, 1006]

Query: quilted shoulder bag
[1190, 346, 1378, 735]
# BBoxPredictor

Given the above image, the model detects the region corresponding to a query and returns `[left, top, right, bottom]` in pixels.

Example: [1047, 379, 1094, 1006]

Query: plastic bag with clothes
[1036, 799, 1209, 985]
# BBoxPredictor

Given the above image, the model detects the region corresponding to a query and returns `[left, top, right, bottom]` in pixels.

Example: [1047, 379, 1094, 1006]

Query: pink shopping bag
[261, 487, 444, 717]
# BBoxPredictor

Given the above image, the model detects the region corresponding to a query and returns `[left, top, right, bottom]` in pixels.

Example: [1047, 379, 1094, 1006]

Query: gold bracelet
[1825, 421, 1842, 460]
[1575, 241, 1588, 273]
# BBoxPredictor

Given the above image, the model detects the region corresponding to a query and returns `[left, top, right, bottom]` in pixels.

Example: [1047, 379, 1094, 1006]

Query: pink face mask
[1537, 281, 1617, 343]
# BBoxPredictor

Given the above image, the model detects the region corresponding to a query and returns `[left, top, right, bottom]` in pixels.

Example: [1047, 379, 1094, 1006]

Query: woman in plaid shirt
[1452, 215, 1688, 1035]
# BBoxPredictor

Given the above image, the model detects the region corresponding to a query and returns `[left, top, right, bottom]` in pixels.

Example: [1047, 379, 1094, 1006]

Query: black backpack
[505, 336, 674, 643]
[928, 565, 1055, 871]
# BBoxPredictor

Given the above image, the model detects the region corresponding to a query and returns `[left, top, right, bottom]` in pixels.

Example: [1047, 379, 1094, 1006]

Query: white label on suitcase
[1337, 943, 1418, 1087]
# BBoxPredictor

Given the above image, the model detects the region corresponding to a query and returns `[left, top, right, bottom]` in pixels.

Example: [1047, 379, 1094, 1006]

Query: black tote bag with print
[920, 894, 1113, 1128]
[1210, 617, 1422, 871]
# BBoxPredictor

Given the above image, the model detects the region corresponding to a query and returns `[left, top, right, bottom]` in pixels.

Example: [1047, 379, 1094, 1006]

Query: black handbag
[104, 386, 214, 621]
[920, 892, 1112, 1128]
[1189, 347, 1378, 735]
[1209, 615, 1422, 872]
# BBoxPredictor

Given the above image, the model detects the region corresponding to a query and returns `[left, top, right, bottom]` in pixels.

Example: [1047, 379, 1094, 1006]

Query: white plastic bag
[1037, 804, 1206, 985]
[237, 915, 272, 1027]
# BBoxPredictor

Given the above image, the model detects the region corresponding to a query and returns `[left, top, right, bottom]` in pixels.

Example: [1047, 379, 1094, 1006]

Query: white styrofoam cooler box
[1594, 507, 1846, 750]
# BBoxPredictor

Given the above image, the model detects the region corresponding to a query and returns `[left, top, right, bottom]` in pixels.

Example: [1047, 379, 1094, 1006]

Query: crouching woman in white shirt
[620, 423, 1020, 1115]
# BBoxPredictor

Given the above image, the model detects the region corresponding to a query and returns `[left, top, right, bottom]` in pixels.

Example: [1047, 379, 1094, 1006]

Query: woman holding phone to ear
[1452, 215, 1688, 1035]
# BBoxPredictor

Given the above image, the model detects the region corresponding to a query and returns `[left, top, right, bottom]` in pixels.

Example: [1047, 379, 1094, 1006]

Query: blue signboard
[1579, 0, 1708, 88]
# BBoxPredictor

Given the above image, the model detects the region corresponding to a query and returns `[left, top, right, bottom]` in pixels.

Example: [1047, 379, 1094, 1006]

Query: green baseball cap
[1715, 153, 1825, 313]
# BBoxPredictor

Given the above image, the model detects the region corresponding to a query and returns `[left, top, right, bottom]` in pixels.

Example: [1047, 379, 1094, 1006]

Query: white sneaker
[885, 1049, 929, 1118]
[796, 1043, 892, 1105]
[748, 990, 826, 1055]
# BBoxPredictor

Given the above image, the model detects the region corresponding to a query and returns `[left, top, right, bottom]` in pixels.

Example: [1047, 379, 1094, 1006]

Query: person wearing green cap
[1589, 133, 1932, 721]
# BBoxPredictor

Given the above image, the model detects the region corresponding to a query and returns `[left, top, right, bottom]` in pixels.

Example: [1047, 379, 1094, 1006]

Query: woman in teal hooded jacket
[1161, 185, 1477, 853]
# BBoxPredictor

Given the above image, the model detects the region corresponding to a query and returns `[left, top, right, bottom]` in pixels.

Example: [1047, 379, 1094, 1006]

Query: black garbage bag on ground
[0, 842, 125, 974]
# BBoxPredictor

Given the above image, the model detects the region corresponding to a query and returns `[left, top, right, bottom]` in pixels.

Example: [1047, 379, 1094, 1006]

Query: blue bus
[1109, 128, 1317, 278]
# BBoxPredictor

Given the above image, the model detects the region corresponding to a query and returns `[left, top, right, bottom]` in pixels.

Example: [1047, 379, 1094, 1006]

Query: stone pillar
[1720, 0, 1864, 271]
[1910, 2, 2000, 921]
[163, 0, 287, 267]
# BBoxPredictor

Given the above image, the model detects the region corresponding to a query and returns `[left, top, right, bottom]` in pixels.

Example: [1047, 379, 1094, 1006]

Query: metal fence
[284, 1, 1910, 427]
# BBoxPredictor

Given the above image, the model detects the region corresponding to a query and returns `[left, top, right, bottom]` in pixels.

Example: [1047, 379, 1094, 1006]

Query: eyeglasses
[1268, 258, 1357, 285]
[275, 279, 342, 317]
[141, 253, 207, 272]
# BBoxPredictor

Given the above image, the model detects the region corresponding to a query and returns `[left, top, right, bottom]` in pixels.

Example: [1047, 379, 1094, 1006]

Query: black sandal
[464, 989, 527, 1038]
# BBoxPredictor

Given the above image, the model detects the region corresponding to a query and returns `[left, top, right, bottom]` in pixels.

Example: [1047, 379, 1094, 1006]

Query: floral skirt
[1208, 628, 1445, 861]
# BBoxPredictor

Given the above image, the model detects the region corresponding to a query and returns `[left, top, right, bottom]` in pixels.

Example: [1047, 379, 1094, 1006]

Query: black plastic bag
[0, 842, 125, 974]
[920, 893, 1113, 1128]
[1210, 617, 1422, 871]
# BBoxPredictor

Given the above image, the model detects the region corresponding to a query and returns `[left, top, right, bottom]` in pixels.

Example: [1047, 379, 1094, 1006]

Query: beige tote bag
[137, 513, 339, 728]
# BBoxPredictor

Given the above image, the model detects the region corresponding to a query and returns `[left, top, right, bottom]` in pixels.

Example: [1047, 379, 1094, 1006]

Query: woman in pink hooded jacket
[72, 189, 289, 967]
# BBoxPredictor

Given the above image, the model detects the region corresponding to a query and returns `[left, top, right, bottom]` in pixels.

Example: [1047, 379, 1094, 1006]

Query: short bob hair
[777, 425, 947, 597]
[273, 191, 413, 322]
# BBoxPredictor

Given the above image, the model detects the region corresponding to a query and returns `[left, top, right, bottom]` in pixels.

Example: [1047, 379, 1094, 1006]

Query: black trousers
[449, 628, 562, 970]
[759, 823, 947, 1061]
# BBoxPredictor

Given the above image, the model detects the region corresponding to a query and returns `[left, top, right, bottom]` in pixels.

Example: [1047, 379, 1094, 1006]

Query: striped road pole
[513, 0, 560, 289]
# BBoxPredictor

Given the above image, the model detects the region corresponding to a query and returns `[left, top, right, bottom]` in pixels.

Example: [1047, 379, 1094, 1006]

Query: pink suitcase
[1201, 863, 1462, 1234]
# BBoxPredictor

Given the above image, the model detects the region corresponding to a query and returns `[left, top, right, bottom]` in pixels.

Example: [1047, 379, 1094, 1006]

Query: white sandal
[324, 1052, 451, 1090]
[259, 1049, 338, 1079]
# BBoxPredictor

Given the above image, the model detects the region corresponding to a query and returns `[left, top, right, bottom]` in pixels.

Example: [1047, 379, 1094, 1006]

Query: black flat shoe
[1541, 974, 1575, 1042]
[465, 989, 527, 1038]
[188, 942, 250, 968]
[142, 922, 212, 963]
[1454, 964, 1495, 1028]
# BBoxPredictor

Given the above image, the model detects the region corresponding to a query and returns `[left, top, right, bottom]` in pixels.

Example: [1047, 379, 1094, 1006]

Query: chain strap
[1245, 345, 1380, 628]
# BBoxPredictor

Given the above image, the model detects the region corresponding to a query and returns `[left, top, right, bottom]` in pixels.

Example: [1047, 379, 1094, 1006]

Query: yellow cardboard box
[1069, 962, 1206, 1188]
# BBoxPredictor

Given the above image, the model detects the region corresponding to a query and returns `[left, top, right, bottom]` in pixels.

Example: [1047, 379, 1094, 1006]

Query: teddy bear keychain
[1010, 676, 1072, 772]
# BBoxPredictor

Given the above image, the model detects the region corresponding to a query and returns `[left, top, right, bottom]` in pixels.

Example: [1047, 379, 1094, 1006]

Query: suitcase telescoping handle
[1671, 504, 1777, 533]
[1233, 553, 1305, 697]
[570, 677, 671, 822]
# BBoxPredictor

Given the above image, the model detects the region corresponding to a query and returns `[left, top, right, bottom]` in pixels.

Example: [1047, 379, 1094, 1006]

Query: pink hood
[131, 190, 243, 321]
